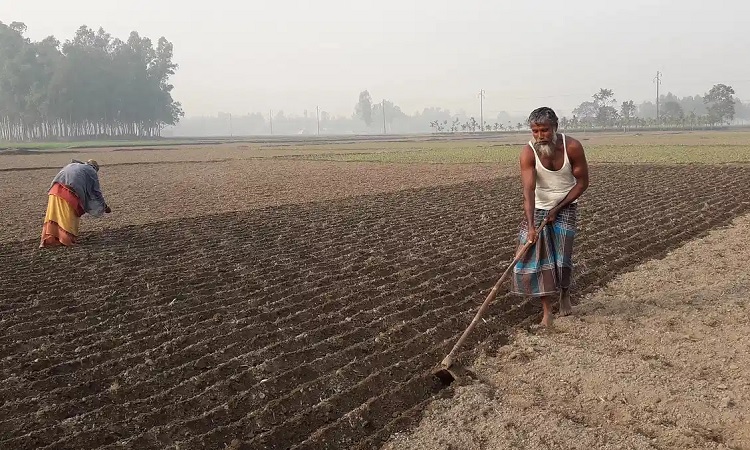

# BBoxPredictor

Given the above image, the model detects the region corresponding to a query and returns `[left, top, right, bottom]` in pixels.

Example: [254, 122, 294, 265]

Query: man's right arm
[520, 145, 537, 242]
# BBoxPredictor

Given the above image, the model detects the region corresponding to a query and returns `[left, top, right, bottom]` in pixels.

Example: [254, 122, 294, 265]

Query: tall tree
[703, 84, 735, 125]
[372, 99, 405, 127]
[661, 101, 684, 125]
[355, 90, 373, 126]
[572, 101, 598, 126]
[592, 88, 619, 127]
[620, 100, 636, 129]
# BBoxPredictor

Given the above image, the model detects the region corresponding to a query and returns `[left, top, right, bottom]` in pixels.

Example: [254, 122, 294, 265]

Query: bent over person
[511, 107, 589, 327]
[40, 159, 111, 248]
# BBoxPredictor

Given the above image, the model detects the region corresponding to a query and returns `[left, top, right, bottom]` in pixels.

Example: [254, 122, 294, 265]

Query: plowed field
[2, 158, 750, 449]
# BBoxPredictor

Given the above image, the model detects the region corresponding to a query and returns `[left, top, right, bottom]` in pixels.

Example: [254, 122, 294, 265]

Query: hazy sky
[4, 0, 749, 119]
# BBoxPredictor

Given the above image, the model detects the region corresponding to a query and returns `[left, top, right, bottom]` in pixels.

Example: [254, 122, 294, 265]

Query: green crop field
[291, 133, 750, 165]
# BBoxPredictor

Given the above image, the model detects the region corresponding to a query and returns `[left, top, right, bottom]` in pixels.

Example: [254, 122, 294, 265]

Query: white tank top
[530, 134, 577, 210]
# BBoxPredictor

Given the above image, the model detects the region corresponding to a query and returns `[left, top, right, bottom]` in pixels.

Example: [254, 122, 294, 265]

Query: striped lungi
[40, 183, 84, 248]
[511, 203, 577, 297]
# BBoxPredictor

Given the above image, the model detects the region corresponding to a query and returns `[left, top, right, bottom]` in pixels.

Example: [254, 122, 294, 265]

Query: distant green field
[294, 144, 750, 165]
[4, 130, 749, 165]
[587, 144, 750, 164]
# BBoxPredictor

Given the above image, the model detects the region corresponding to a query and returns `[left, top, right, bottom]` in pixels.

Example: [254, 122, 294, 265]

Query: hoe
[433, 218, 550, 385]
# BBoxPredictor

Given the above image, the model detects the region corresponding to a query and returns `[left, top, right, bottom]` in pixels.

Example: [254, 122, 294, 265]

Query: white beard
[535, 133, 558, 157]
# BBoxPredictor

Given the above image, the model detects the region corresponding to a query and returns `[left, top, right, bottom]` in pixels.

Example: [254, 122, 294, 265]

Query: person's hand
[545, 208, 559, 224]
[526, 226, 538, 245]
[105, 205, 112, 214]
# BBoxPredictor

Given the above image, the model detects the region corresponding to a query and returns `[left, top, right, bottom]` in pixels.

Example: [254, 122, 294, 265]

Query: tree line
[170, 85, 750, 136]
[567, 85, 738, 130]
[0, 21, 183, 141]
[354, 86, 747, 134]
[424, 85, 746, 133]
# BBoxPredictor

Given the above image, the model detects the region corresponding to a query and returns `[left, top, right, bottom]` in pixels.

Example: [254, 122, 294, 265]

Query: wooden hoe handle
[440, 218, 549, 369]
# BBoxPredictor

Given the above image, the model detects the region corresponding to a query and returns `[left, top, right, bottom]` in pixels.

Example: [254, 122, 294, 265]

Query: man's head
[528, 107, 559, 157]
[86, 159, 100, 172]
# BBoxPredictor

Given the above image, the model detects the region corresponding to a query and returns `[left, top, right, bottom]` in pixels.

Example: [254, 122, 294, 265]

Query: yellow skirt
[40, 184, 82, 248]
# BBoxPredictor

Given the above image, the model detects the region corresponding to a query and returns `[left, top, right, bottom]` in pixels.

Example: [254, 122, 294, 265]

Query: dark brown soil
[1, 165, 749, 449]
[0, 159, 511, 243]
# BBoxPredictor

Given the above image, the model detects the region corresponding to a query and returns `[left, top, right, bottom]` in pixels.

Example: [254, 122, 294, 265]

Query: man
[40, 159, 112, 248]
[511, 107, 589, 327]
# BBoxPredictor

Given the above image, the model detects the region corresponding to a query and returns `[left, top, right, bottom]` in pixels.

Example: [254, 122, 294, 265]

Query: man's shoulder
[520, 143, 536, 165]
[562, 134, 585, 153]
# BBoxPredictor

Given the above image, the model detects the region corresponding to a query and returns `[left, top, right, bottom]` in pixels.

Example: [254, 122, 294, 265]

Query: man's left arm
[548, 138, 589, 219]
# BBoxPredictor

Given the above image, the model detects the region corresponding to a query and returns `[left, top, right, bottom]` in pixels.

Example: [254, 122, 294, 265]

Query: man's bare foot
[559, 289, 573, 317]
[541, 297, 553, 327]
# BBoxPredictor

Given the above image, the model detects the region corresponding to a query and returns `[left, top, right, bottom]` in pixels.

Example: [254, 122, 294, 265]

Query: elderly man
[511, 107, 590, 327]
[40, 159, 111, 248]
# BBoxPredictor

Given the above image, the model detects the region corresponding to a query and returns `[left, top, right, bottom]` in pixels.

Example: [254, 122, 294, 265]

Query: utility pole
[382, 99, 387, 134]
[229, 113, 233, 137]
[269, 109, 273, 135]
[316, 106, 320, 135]
[478, 89, 485, 132]
[654, 71, 662, 126]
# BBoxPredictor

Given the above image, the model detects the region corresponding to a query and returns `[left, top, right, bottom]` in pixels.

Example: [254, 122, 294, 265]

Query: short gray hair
[527, 107, 558, 127]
